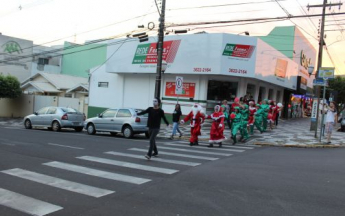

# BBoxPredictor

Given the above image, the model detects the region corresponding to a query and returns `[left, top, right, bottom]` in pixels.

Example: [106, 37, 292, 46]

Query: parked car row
[24, 107, 149, 138]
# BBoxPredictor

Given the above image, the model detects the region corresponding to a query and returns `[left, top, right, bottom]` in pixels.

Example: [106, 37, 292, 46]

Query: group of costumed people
[180, 98, 283, 147]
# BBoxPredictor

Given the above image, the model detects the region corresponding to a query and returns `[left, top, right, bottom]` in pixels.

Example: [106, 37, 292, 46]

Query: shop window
[258, 87, 266, 103]
[207, 80, 238, 101]
[268, 89, 274, 100]
[276, 91, 281, 102]
[246, 84, 256, 100]
[98, 82, 109, 88]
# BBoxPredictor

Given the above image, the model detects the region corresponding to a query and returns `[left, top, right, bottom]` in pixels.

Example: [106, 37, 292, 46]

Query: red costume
[248, 106, 257, 126]
[181, 104, 205, 146]
[207, 105, 225, 144]
[268, 105, 277, 123]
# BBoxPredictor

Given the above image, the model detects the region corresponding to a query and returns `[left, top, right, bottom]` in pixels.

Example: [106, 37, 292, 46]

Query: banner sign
[175, 76, 183, 95]
[132, 40, 181, 64]
[311, 97, 318, 122]
[222, 44, 255, 58]
[165, 82, 195, 98]
[319, 67, 335, 79]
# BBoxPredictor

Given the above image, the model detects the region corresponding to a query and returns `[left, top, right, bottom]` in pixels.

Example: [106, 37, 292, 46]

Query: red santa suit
[248, 105, 257, 126]
[268, 104, 277, 123]
[181, 104, 205, 146]
[207, 105, 225, 145]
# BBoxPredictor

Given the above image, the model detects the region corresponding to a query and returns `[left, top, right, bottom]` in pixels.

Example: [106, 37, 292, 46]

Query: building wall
[31, 62, 61, 76]
[62, 41, 107, 78]
[0, 95, 34, 118]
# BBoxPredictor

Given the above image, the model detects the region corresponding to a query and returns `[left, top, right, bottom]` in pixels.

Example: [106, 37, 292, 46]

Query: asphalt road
[0, 125, 344, 216]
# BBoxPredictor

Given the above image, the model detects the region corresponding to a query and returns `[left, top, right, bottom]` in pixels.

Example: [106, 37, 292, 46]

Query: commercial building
[85, 26, 317, 119]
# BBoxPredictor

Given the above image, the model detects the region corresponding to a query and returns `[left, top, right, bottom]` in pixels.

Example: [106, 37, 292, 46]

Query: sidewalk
[158, 118, 345, 148]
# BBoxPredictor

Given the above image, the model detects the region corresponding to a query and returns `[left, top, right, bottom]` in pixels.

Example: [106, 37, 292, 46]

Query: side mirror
[97, 114, 102, 118]
[34, 112, 38, 115]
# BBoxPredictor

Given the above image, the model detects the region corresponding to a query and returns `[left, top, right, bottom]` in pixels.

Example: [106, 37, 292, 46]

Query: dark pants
[226, 118, 231, 129]
[275, 114, 279, 126]
[148, 128, 160, 157]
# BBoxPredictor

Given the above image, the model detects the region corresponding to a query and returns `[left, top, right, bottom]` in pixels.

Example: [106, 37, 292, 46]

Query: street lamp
[308, 66, 315, 75]
[161, 60, 168, 73]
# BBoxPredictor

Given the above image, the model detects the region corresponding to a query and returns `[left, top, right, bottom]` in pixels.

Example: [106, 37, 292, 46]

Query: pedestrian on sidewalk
[248, 101, 256, 135]
[137, 98, 169, 160]
[324, 101, 338, 144]
[222, 100, 231, 129]
[260, 99, 270, 132]
[230, 107, 242, 145]
[170, 104, 183, 140]
[180, 104, 205, 146]
[206, 105, 225, 148]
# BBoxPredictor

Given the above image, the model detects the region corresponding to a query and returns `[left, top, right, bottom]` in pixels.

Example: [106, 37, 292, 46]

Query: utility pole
[154, 0, 166, 99]
[308, 0, 342, 138]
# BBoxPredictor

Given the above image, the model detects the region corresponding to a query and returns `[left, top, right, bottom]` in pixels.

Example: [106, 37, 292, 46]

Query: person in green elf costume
[230, 107, 242, 145]
[260, 99, 270, 132]
[254, 104, 264, 133]
[239, 103, 249, 141]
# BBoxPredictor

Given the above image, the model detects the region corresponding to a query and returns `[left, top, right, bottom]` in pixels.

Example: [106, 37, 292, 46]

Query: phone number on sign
[229, 68, 247, 74]
[193, 68, 212, 72]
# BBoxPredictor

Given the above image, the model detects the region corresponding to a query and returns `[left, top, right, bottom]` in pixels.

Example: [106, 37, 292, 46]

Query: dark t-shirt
[172, 110, 182, 122]
[137, 107, 169, 129]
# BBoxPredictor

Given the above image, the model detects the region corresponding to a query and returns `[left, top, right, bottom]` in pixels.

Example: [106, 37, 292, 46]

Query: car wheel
[123, 125, 133, 138]
[87, 123, 96, 135]
[24, 119, 32, 129]
[74, 127, 83, 132]
[110, 132, 117, 136]
[52, 121, 61, 132]
[145, 132, 150, 139]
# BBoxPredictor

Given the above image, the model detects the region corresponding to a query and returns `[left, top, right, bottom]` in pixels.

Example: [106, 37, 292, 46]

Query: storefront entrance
[206, 80, 238, 113]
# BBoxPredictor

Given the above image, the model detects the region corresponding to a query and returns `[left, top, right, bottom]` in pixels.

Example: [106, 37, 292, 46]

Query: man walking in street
[137, 98, 169, 160]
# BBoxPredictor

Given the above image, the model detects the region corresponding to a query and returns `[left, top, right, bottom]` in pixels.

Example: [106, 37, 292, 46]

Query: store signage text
[222, 44, 255, 58]
[2, 41, 23, 54]
[300, 50, 311, 70]
[229, 68, 247, 74]
[132, 40, 181, 64]
[193, 67, 212, 72]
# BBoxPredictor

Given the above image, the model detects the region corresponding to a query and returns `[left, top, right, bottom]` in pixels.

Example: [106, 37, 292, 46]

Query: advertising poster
[165, 82, 195, 98]
[274, 59, 288, 78]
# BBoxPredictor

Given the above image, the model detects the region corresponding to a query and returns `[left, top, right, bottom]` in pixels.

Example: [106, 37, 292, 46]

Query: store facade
[88, 28, 316, 118]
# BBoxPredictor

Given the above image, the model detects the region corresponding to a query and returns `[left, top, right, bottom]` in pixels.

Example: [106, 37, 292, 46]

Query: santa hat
[234, 97, 240, 103]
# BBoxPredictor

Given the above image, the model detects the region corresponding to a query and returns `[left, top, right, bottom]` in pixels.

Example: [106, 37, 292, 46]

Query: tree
[0, 74, 22, 99]
[327, 76, 345, 112]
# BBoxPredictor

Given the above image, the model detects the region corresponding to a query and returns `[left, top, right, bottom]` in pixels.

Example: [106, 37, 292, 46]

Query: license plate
[73, 122, 80, 125]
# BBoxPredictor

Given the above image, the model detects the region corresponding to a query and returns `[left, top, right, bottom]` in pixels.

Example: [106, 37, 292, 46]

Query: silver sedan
[24, 107, 85, 132]
[84, 108, 149, 138]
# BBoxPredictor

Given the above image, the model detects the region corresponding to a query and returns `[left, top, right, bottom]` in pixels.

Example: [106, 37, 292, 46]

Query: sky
[0, 0, 344, 74]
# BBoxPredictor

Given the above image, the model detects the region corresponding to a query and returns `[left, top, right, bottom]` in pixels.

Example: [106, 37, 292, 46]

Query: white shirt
[325, 107, 337, 123]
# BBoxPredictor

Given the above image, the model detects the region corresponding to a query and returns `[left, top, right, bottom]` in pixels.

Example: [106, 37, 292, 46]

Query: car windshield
[61, 108, 80, 114]
[135, 109, 148, 117]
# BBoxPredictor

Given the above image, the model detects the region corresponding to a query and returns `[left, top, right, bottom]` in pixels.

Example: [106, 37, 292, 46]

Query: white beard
[192, 107, 199, 116]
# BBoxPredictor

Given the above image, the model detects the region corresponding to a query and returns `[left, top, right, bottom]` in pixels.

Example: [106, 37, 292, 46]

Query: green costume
[221, 105, 229, 120]
[254, 105, 264, 133]
[240, 104, 249, 140]
[231, 107, 242, 144]
[260, 100, 270, 131]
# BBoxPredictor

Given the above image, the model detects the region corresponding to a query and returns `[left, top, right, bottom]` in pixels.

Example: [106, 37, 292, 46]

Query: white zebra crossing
[0, 188, 63, 216]
[77, 156, 178, 175]
[1, 168, 114, 198]
[173, 141, 254, 149]
[43, 161, 151, 185]
[155, 146, 232, 156]
[105, 151, 201, 167]
[129, 148, 219, 161]
[162, 143, 245, 152]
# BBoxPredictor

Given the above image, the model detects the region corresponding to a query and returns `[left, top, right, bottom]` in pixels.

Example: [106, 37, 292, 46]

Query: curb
[253, 142, 343, 148]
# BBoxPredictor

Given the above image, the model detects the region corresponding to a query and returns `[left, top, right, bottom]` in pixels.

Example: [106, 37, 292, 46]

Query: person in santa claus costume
[206, 105, 225, 148]
[268, 100, 278, 130]
[180, 104, 205, 146]
[247, 101, 257, 135]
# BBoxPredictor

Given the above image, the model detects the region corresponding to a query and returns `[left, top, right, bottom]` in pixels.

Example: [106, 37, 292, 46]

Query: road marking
[174, 141, 254, 149]
[1, 168, 114, 198]
[129, 148, 219, 161]
[0, 188, 63, 216]
[43, 161, 151, 185]
[77, 156, 178, 175]
[105, 151, 201, 167]
[0, 142, 15, 146]
[153, 146, 232, 156]
[48, 143, 84, 150]
[163, 143, 245, 152]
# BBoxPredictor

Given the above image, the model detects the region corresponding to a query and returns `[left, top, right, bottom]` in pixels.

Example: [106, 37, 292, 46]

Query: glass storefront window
[207, 80, 238, 101]
[258, 87, 266, 102]
[268, 89, 274, 100]
[246, 84, 256, 100]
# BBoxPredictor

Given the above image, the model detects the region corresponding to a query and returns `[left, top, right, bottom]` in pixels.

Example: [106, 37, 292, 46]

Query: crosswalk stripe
[154, 146, 232, 156]
[129, 148, 219, 161]
[163, 143, 245, 152]
[0, 188, 63, 216]
[174, 141, 254, 149]
[105, 151, 201, 167]
[77, 156, 178, 175]
[1, 168, 114, 198]
[43, 161, 150, 185]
